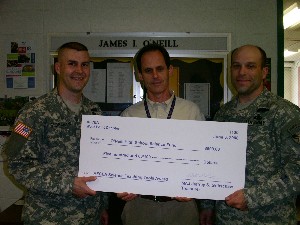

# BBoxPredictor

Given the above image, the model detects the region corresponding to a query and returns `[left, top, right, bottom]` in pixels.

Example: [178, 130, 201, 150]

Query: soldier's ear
[55, 62, 60, 75]
[262, 66, 268, 80]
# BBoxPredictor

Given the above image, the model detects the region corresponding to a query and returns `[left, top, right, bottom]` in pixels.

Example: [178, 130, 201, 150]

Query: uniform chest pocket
[48, 121, 72, 133]
[44, 121, 75, 143]
[41, 120, 78, 161]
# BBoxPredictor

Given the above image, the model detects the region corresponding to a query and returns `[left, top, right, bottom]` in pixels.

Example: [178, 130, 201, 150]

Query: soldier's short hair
[57, 42, 88, 60]
[231, 45, 267, 68]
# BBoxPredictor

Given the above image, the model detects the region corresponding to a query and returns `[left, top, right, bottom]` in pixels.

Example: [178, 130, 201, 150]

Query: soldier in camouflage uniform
[200, 45, 300, 225]
[4, 42, 109, 225]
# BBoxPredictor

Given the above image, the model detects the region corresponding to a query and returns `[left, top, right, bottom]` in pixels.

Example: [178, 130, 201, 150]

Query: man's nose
[76, 65, 83, 73]
[152, 69, 159, 78]
[239, 65, 247, 74]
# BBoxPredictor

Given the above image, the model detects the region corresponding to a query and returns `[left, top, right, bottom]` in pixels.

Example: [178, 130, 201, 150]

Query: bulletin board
[91, 57, 134, 116]
[171, 58, 224, 120]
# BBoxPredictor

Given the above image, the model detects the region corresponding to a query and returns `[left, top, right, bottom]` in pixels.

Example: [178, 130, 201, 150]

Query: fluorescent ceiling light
[284, 3, 300, 29]
[284, 49, 298, 57]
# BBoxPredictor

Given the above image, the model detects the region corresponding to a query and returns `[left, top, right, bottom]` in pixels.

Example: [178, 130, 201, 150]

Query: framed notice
[184, 83, 210, 119]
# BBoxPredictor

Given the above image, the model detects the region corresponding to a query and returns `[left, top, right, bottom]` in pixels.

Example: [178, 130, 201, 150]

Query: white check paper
[79, 115, 247, 200]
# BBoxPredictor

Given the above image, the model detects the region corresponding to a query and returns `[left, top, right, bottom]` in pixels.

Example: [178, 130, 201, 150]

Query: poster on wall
[83, 65, 106, 103]
[5, 41, 36, 89]
[107, 63, 133, 103]
[184, 83, 210, 119]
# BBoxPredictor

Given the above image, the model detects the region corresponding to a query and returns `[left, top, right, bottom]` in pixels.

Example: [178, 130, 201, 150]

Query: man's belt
[140, 195, 173, 202]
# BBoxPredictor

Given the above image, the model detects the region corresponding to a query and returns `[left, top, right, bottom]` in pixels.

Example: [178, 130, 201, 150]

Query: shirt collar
[146, 91, 175, 107]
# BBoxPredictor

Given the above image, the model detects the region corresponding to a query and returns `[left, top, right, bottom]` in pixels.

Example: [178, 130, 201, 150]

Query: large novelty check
[79, 115, 247, 200]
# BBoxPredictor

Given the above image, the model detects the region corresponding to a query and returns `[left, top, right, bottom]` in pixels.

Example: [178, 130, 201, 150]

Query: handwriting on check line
[89, 137, 223, 152]
[82, 171, 234, 192]
[101, 151, 219, 166]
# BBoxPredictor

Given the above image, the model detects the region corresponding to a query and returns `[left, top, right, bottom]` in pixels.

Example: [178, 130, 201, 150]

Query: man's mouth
[237, 79, 249, 84]
[71, 76, 84, 81]
[152, 81, 162, 85]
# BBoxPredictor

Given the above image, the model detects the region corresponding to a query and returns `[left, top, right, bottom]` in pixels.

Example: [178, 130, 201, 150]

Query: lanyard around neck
[143, 96, 176, 119]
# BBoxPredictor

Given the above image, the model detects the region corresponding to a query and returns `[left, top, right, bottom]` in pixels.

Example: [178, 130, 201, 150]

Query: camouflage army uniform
[4, 89, 108, 225]
[201, 88, 300, 225]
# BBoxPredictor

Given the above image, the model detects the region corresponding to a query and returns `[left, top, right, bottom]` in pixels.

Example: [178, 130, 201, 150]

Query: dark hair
[135, 44, 171, 73]
[57, 42, 88, 59]
[231, 45, 267, 68]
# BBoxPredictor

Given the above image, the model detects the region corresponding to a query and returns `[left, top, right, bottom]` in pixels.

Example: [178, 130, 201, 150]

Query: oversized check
[79, 115, 247, 200]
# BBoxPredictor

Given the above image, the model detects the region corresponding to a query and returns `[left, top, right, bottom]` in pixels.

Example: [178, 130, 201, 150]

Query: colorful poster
[6, 41, 35, 89]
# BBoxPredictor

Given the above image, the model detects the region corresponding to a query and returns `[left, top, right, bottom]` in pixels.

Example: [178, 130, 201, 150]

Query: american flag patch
[14, 122, 32, 139]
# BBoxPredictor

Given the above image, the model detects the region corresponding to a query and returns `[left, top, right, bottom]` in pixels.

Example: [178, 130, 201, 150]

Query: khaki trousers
[121, 197, 199, 225]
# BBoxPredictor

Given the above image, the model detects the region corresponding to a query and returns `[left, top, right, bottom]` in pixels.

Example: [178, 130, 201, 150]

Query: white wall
[284, 61, 300, 105]
[0, 0, 278, 211]
[0, 0, 278, 98]
[284, 67, 293, 102]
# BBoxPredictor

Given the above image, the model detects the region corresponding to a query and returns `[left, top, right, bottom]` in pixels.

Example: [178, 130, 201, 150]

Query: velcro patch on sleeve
[292, 133, 300, 144]
[288, 123, 300, 144]
[13, 121, 32, 139]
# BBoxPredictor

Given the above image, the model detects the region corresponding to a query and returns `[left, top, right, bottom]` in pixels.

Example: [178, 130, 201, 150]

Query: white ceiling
[284, 0, 300, 62]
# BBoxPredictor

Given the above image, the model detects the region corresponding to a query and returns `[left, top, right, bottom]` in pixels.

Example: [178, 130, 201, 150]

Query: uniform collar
[234, 87, 271, 110]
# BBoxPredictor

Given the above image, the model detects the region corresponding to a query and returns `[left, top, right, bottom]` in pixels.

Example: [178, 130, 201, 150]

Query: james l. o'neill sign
[51, 33, 229, 52]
